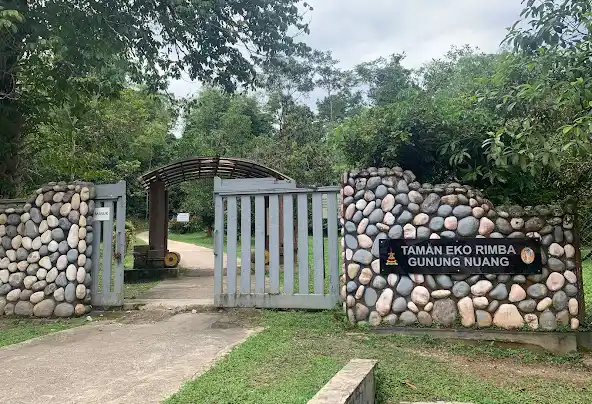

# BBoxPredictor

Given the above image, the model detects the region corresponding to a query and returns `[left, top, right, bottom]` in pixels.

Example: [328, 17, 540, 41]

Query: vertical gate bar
[255, 196, 266, 294]
[297, 193, 309, 294]
[226, 196, 238, 295]
[282, 194, 294, 295]
[327, 192, 339, 297]
[240, 196, 252, 294]
[91, 201, 102, 301]
[311, 192, 324, 295]
[269, 194, 280, 294]
[101, 200, 115, 295]
[114, 186, 126, 305]
[213, 187, 224, 298]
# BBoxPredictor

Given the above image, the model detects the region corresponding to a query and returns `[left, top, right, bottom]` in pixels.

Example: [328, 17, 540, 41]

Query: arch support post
[148, 180, 168, 265]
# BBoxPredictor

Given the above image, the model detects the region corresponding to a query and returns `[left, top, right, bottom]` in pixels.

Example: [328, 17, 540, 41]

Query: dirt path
[137, 231, 231, 270]
[0, 311, 256, 404]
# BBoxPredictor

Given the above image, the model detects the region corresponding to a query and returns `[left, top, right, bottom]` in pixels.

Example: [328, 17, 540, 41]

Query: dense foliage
[2, 0, 591, 223]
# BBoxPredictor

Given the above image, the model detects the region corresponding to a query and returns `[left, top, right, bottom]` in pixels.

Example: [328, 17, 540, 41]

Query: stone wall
[0, 182, 95, 317]
[341, 167, 583, 331]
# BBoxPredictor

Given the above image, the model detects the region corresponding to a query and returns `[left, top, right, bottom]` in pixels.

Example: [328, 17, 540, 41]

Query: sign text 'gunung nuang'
[379, 238, 542, 275]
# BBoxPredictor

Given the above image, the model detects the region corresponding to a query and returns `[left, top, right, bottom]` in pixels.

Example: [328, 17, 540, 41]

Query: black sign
[379, 238, 542, 275]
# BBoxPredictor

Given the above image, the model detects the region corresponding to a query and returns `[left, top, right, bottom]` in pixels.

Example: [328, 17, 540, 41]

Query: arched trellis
[138, 157, 293, 267]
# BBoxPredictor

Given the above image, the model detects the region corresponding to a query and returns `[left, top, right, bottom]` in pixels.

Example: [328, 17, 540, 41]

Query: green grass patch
[166, 311, 589, 404]
[124, 279, 160, 299]
[123, 236, 159, 299]
[168, 232, 215, 249]
[0, 318, 87, 348]
[582, 258, 591, 324]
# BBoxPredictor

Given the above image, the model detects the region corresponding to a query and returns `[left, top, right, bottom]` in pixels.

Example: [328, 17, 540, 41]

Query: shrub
[169, 219, 202, 234]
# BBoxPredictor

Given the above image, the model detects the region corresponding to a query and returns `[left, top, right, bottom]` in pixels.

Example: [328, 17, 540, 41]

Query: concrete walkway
[0, 312, 255, 404]
[137, 231, 229, 271]
[133, 232, 223, 308]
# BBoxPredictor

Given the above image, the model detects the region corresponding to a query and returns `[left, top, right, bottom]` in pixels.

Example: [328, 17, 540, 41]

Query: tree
[0, 0, 311, 197]
[355, 53, 416, 106]
[23, 88, 177, 216]
[476, 0, 592, 200]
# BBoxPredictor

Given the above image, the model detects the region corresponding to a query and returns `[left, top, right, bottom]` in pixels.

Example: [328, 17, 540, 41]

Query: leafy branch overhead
[0, 0, 311, 197]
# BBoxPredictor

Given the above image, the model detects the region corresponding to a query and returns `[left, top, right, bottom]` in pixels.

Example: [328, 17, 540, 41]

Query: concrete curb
[373, 327, 592, 354]
[309, 359, 378, 404]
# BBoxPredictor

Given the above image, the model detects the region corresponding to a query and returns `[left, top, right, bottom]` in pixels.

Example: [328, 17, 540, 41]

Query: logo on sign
[520, 247, 535, 264]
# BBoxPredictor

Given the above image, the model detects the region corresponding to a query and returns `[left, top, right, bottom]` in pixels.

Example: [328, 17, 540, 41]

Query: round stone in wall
[457, 217, 479, 237]
[436, 275, 453, 289]
[546, 272, 565, 292]
[381, 194, 395, 212]
[54, 302, 74, 317]
[391, 297, 407, 313]
[452, 281, 470, 298]
[397, 211, 413, 225]
[411, 286, 429, 306]
[547, 258, 565, 272]
[430, 298, 456, 325]
[399, 311, 417, 325]
[416, 227, 430, 239]
[429, 217, 444, 232]
[539, 310, 556, 331]
[493, 304, 524, 329]
[55, 272, 68, 288]
[376, 289, 393, 316]
[421, 193, 440, 214]
[553, 291, 568, 311]
[518, 299, 536, 313]
[508, 284, 526, 302]
[396, 276, 414, 296]
[388, 225, 402, 239]
[408, 191, 423, 204]
[548, 243, 564, 257]
[437, 205, 453, 217]
[364, 287, 378, 306]
[358, 268, 373, 285]
[488, 284, 508, 300]
[405, 203, 419, 214]
[413, 213, 429, 226]
[403, 224, 416, 239]
[471, 280, 492, 296]
[452, 205, 472, 219]
[444, 217, 457, 230]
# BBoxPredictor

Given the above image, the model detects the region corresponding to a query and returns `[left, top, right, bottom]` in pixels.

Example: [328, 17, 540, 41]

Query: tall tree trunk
[0, 1, 27, 198]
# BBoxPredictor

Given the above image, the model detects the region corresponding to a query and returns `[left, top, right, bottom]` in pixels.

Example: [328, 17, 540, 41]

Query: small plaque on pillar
[94, 207, 111, 221]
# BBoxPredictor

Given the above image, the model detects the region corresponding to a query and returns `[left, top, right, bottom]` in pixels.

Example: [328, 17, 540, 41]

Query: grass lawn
[168, 230, 336, 294]
[166, 232, 592, 403]
[120, 236, 160, 299]
[166, 310, 591, 404]
[0, 318, 87, 348]
[168, 231, 215, 249]
[582, 258, 591, 323]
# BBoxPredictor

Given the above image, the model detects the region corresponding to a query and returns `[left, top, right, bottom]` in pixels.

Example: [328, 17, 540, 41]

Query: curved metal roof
[139, 157, 293, 189]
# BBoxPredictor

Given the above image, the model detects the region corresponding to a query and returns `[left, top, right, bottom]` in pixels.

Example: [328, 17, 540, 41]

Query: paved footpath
[132, 232, 244, 308]
[0, 312, 255, 404]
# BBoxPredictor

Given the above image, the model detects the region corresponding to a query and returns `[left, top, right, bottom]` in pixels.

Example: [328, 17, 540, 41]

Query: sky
[168, 0, 525, 103]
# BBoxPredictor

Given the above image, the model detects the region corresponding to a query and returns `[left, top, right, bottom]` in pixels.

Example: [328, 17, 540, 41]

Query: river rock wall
[341, 167, 583, 331]
[0, 182, 95, 317]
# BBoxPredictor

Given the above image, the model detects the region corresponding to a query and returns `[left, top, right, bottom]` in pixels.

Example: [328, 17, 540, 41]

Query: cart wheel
[164, 251, 180, 268]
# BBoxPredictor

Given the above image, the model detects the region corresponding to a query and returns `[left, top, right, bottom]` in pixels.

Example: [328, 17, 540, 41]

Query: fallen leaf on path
[401, 380, 417, 390]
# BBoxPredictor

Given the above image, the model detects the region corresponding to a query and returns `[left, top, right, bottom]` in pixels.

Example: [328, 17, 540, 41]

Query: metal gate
[213, 177, 340, 309]
[91, 181, 126, 307]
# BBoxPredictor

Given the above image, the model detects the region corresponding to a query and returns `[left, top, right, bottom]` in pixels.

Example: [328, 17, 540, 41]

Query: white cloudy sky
[168, 0, 524, 102]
